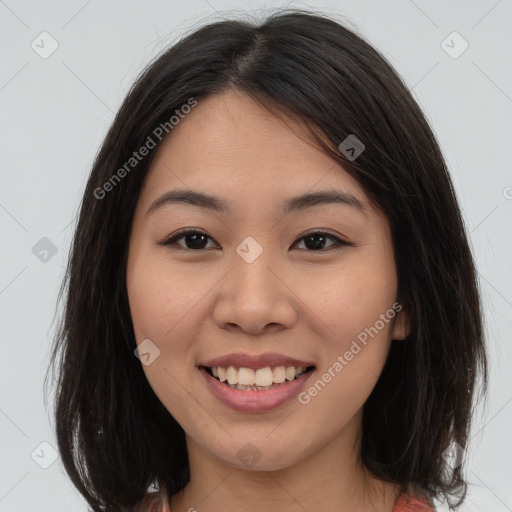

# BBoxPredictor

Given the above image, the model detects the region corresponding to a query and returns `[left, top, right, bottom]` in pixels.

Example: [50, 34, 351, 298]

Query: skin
[126, 89, 410, 512]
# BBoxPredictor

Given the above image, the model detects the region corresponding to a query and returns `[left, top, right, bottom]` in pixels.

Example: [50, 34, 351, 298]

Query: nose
[212, 248, 298, 336]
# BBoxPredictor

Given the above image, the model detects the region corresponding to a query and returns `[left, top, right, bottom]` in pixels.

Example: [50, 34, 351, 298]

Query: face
[126, 89, 409, 472]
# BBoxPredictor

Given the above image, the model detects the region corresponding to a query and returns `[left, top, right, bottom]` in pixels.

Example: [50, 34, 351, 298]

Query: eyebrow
[145, 188, 366, 217]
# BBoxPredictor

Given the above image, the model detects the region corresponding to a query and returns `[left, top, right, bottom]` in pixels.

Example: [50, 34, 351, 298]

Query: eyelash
[159, 229, 351, 252]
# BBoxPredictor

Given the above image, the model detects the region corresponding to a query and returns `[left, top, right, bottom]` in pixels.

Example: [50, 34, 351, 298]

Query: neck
[169, 414, 401, 512]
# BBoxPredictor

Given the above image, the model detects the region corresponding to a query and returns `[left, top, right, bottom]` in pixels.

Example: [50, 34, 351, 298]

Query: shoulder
[392, 493, 436, 512]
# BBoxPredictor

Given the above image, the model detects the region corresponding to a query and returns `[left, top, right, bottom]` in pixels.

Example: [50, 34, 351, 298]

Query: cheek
[296, 249, 398, 403]
[127, 252, 208, 398]
[296, 268, 398, 420]
[127, 251, 201, 343]
[127, 255, 200, 416]
[127, 262, 168, 341]
[299, 259, 398, 343]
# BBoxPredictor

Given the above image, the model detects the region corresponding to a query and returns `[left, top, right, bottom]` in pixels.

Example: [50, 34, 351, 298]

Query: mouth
[197, 352, 317, 411]
[199, 364, 316, 391]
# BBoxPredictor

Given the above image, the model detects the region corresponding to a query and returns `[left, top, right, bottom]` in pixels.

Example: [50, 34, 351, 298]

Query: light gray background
[0, 1, 511, 510]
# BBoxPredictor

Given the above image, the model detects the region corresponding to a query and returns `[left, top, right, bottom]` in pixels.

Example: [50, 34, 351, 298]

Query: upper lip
[199, 352, 315, 370]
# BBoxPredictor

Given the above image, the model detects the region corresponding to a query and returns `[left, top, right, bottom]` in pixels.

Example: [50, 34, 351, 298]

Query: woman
[46, 9, 488, 511]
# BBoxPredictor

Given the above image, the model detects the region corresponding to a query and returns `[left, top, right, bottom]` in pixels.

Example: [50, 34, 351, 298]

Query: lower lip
[198, 366, 315, 412]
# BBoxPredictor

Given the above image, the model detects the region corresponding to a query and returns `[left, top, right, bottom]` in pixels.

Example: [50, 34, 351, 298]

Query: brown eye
[161, 230, 218, 250]
[293, 231, 349, 251]
[160, 229, 350, 252]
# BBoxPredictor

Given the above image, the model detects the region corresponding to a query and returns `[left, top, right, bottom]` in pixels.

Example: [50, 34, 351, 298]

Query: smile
[204, 365, 315, 390]
[198, 365, 316, 412]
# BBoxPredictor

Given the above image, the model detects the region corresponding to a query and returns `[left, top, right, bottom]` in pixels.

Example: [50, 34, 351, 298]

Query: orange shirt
[393, 493, 436, 511]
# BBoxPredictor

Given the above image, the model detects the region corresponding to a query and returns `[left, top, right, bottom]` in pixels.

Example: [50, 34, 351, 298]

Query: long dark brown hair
[45, 8, 488, 511]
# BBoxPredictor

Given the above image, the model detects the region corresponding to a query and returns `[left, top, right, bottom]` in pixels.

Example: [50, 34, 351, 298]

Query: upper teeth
[211, 366, 308, 386]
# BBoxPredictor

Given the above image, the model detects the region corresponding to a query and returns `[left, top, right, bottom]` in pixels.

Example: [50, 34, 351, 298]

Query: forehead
[138, 89, 370, 214]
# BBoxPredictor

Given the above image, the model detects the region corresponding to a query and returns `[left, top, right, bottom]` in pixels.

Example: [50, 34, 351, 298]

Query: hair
[45, 7, 488, 511]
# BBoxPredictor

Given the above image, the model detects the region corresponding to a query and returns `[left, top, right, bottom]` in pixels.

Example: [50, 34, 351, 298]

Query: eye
[159, 229, 350, 252]
[160, 229, 219, 250]
[292, 230, 349, 251]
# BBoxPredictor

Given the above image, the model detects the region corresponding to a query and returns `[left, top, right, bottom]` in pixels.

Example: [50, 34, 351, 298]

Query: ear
[391, 305, 411, 340]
